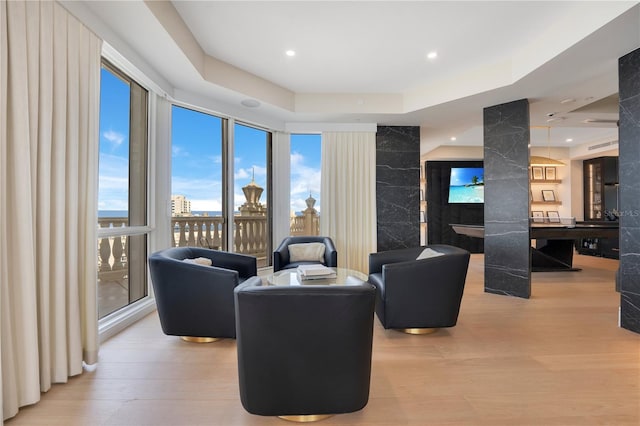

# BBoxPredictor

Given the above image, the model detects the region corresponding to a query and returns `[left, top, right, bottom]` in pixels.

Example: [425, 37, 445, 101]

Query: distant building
[171, 195, 191, 216]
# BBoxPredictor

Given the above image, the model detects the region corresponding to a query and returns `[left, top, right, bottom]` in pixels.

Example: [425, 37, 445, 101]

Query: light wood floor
[7, 254, 640, 425]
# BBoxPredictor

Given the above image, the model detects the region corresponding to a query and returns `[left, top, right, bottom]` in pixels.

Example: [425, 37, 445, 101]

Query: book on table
[296, 264, 336, 280]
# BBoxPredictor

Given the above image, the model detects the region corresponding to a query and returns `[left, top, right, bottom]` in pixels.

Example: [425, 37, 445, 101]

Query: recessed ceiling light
[450, 136, 456, 141]
[427, 51, 438, 60]
[240, 99, 261, 108]
[285, 50, 296, 57]
[565, 138, 573, 143]
[560, 98, 576, 104]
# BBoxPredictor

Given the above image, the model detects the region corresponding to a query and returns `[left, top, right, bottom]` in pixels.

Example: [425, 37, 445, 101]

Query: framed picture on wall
[531, 211, 545, 223]
[545, 167, 556, 180]
[542, 189, 556, 202]
[547, 210, 561, 223]
[531, 166, 544, 180]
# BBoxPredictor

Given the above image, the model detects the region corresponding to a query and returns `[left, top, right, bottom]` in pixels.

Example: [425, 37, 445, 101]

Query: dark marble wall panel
[483, 99, 531, 298]
[618, 47, 640, 333]
[376, 126, 420, 252]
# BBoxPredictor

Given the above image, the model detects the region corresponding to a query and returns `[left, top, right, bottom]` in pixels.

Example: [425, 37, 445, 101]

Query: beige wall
[422, 145, 483, 162]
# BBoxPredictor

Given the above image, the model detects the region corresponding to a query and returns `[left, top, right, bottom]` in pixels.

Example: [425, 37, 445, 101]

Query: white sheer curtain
[1, 1, 101, 421]
[320, 131, 377, 274]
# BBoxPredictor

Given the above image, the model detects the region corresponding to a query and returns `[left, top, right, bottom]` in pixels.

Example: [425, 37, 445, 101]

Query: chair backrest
[235, 282, 376, 416]
[148, 247, 258, 338]
[273, 236, 337, 272]
[368, 244, 470, 329]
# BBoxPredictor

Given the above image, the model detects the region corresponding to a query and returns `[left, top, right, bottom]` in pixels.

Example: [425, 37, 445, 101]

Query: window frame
[97, 58, 151, 321]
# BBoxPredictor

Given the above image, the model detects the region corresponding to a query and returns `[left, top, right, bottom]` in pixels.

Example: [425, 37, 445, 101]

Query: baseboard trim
[99, 297, 157, 343]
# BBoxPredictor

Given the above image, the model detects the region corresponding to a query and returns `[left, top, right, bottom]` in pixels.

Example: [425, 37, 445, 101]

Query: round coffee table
[267, 267, 367, 286]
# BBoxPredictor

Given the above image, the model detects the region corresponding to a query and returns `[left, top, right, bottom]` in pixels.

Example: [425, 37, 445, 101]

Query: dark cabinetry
[583, 156, 618, 221]
[578, 157, 619, 258]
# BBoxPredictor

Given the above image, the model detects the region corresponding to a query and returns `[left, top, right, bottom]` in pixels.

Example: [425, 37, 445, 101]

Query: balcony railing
[98, 214, 319, 272]
[171, 216, 269, 258]
[97, 213, 319, 317]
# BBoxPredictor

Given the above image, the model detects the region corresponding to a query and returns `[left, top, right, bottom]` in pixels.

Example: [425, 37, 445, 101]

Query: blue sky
[98, 68, 130, 211]
[290, 134, 321, 213]
[450, 167, 484, 186]
[98, 67, 321, 214]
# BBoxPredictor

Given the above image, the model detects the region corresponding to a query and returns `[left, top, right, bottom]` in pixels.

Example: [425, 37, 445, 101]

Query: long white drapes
[1, 1, 101, 421]
[320, 131, 377, 274]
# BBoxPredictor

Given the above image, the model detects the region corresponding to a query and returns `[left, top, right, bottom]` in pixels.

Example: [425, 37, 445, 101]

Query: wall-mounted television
[448, 167, 484, 203]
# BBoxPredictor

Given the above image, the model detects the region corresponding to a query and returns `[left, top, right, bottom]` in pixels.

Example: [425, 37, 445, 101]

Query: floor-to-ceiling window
[289, 133, 321, 236]
[171, 106, 226, 250]
[234, 123, 271, 267]
[97, 60, 149, 319]
[168, 112, 273, 267]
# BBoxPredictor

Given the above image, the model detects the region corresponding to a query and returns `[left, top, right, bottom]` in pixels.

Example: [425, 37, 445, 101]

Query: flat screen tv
[448, 167, 484, 203]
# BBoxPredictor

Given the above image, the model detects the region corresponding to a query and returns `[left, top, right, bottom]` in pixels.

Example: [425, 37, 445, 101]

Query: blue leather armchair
[272, 236, 337, 272]
[148, 247, 261, 342]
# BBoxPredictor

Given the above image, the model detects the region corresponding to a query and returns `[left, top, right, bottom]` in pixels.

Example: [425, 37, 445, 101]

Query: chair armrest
[273, 247, 289, 272]
[166, 260, 242, 288]
[212, 252, 257, 279]
[382, 254, 469, 297]
[369, 249, 416, 274]
[323, 237, 338, 267]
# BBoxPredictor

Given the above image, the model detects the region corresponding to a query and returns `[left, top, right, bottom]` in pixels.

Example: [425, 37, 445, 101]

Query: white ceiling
[65, 0, 640, 154]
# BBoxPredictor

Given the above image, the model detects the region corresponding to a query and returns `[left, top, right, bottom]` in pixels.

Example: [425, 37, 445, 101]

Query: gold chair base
[180, 336, 222, 343]
[399, 327, 439, 335]
[278, 414, 333, 423]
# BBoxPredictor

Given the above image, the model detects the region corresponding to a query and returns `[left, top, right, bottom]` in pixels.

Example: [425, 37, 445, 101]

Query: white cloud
[172, 145, 189, 157]
[235, 168, 250, 179]
[103, 129, 125, 147]
[291, 151, 305, 167]
[252, 165, 267, 177]
[171, 176, 222, 201]
[98, 198, 128, 211]
[98, 153, 128, 190]
[190, 199, 222, 212]
[235, 164, 267, 180]
[290, 151, 321, 213]
[98, 153, 129, 210]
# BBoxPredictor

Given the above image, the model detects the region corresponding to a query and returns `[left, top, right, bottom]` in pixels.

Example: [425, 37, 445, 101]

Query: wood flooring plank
[5, 254, 640, 426]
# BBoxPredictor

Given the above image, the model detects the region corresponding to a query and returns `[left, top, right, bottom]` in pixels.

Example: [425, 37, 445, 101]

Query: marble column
[618, 47, 640, 333]
[483, 99, 531, 298]
[376, 126, 420, 252]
